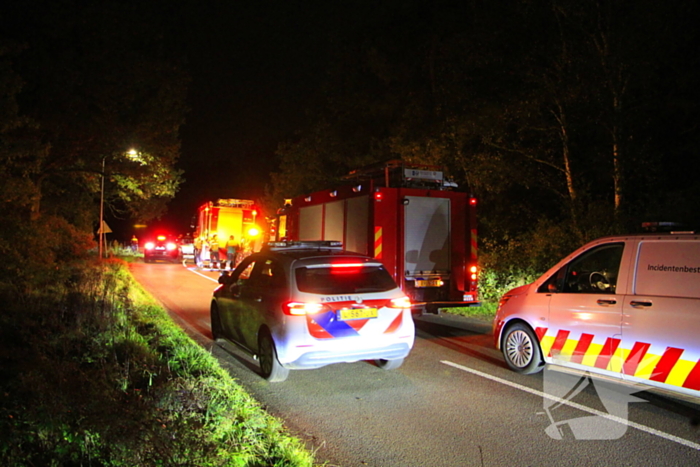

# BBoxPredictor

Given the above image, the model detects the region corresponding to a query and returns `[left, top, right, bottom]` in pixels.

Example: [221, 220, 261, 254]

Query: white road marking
[441, 360, 700, 451]
[186, 267, 219, 283]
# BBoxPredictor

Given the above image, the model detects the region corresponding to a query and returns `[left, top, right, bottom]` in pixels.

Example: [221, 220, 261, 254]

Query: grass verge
[442, 301, 497, 323]
[0, 258, 316, 467]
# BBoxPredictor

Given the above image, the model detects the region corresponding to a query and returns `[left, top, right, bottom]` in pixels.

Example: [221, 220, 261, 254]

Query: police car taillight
[388, 296, 411, 309]
[330, 262, 365, 274]
[283, 302, 325, 316]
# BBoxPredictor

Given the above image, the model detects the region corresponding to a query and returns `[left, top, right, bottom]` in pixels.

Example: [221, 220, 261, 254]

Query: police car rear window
[295, 265, 397, 294]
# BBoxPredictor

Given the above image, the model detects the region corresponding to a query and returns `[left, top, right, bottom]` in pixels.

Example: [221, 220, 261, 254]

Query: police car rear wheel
[210, 303, 222, 340]
[375, 358, 404, 370]
[258, 330, 289, 382]
[503, 323, 543, 374]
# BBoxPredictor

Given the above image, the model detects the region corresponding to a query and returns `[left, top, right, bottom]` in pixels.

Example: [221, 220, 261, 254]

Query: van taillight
[283, 302, 325, 316]
[469, 265, 478, 281]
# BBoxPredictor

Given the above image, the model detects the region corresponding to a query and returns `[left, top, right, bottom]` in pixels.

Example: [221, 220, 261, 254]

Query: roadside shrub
[478, 219, 581, 307]
[0, 259, 315, 466]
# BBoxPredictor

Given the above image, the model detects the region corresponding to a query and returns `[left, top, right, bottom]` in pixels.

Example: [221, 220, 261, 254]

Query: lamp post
[98, 149, 140, 259]
[99, 156, 106, 259]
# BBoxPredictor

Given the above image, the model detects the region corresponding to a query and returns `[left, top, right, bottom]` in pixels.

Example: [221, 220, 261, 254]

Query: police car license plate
[338, 308, 378, 321]
[415, 279, 441, 288]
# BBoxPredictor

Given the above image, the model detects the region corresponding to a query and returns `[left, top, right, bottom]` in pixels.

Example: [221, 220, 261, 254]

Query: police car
[210, 241, 415, 382]
[494, 233, 700, 401]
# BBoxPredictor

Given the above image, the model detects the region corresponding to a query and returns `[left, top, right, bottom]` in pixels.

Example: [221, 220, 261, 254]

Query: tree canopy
[0, 0, 188, 227]
[267, 0, 700, 255]
[0, 1, 189, 287]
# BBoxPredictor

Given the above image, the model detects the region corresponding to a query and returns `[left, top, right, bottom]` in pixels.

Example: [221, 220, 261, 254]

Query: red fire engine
[274, 160, 479, 314]
[195, 199, 264, 254]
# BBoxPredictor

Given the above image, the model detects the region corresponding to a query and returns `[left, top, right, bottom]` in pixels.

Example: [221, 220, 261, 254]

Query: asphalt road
[130, 261, 700, 467]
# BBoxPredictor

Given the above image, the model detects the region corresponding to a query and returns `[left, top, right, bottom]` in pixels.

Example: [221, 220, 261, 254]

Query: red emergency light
[374, 191, 383, 201]
[330, 262, 365, 274]
[469, 197, 477, 206]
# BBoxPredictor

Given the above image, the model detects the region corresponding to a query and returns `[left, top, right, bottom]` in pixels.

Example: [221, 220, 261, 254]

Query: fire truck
[195, 199, 264, 257]
[274, 160, 479, 314]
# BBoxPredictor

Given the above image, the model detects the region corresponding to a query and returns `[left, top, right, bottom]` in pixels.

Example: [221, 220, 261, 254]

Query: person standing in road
[226, 234, 238, 270]
[194, 235, 203, 267]
[209, 234, 221, 269]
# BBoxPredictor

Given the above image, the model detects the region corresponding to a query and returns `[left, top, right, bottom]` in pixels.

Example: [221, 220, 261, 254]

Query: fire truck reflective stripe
[470, 229, 477, 259]
[650, 347, 684, 383]
[383, 312, 403, 334]
[623, 341, 651, 376]
[571, 333, 594, 364]
[681, 359, 700, 390]
[374, 227, 382, 259]
[548, 330, 570, 357]
[594, 337, 621, 370]
[312, 311, 362, 338]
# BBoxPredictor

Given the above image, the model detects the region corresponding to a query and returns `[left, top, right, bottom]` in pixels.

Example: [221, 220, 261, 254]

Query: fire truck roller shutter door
[299, 205, 323, 240]
[346, 196, 369, 255]
[403, 196, 451, 275]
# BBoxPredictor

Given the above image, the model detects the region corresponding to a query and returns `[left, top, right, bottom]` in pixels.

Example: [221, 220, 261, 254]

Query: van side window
[561, 243, 624, 294]
[538, 266, 567, 293]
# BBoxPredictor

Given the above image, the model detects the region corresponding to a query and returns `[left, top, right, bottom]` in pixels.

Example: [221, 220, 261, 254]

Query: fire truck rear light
[145, 242, 155, 250]
[470, 197, 477, 206]
[166, 242, 177, 250]
[283, 302, 324, 316]
[389, 297, 412, 309]
[374, 191, 383, 201]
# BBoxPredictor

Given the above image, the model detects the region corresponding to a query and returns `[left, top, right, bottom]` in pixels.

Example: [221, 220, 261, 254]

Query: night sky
[147, 2, 364, 236]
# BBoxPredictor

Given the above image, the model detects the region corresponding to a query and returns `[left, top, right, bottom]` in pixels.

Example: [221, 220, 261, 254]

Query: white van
[493, 233, 700, 400]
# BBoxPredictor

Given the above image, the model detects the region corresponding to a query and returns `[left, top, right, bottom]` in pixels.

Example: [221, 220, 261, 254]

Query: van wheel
[258, 330, 289, 382]
[502, 323, 543, 374]
[210, 303, 222, 340]
[375, 358, 404, 370]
